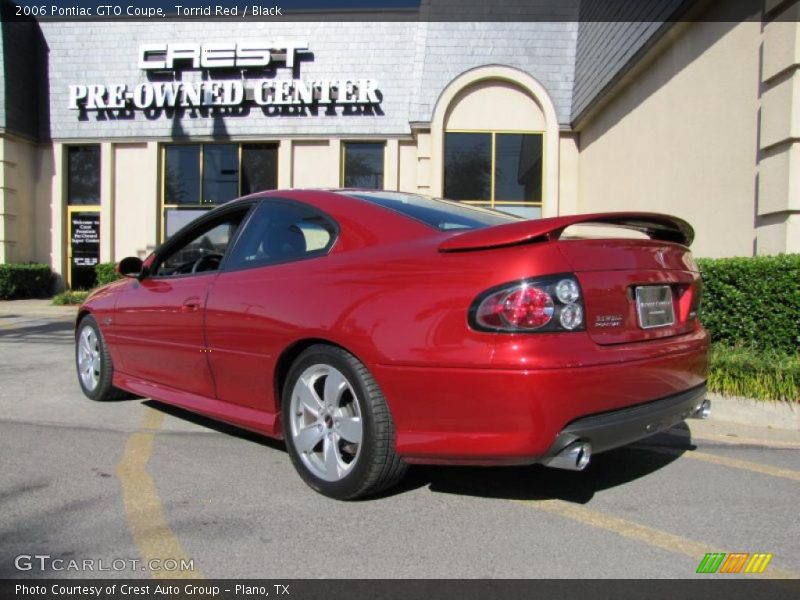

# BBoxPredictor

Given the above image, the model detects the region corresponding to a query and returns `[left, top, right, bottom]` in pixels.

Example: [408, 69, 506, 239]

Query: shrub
[0, 263, 54, 300]
[52, 290, 90, 306]
[697, 254, 799, 355]
[708, 345, 799, 403]
[95, 262, 121, 286]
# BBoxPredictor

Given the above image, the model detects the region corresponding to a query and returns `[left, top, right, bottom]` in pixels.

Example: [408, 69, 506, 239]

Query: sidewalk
[0, 298, 79, 319]
[688, 414, 800, 448]
[707, 392, 798, 431]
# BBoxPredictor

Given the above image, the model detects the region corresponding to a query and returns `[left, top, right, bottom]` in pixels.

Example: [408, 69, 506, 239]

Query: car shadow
[141, 399, 695, 504]
[142, 399, 287, 452]
[396, 424, 695, 503]
[0, 321, 74, 343]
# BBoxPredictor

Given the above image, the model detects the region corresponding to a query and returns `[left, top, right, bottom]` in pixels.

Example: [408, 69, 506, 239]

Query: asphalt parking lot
[1, 302, 799, 580]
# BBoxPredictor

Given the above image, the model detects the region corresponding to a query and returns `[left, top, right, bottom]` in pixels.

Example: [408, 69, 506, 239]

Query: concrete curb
[707, 392, 798, 431]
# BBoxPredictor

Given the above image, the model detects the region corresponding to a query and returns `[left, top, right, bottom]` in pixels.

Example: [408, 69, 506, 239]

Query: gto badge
[595, 314, 623, 328]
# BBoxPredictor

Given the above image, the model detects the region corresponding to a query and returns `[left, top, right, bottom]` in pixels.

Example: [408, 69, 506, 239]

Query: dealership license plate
[635, 285, 675, 329]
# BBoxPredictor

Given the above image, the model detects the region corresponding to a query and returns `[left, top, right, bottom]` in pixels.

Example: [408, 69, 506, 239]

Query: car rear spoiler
[438, 212, 694, 252]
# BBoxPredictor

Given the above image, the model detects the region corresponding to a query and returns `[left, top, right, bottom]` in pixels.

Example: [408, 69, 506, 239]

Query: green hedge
[52, 290, 90, 306]
[0, 263, 54, 300]
[95, 262, 122, 286]
[709, 345, 799, 402]
[697, 254, 799, 355]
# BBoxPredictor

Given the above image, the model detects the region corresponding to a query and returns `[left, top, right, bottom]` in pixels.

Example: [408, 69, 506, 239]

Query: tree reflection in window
[242, 144, 278, 195]
[444, 132, 543, 209]
[164, 145, 201, 205]
[67, 146, 101, 205]
[444, 133, 491, 201]
[202, 145, 239, 203]
[343, 142, 384, 190]
[494, 133, 542, 202]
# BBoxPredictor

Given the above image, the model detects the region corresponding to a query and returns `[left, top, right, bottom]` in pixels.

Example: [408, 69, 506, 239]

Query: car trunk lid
[557, 239, 701, 345]
[439, 213, 701, 345]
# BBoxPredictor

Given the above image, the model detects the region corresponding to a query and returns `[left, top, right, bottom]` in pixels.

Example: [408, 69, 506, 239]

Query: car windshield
[342, 191, 521, 231]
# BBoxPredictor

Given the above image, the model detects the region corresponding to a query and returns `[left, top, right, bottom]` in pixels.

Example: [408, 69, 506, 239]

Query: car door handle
[181, 297, 201, 313]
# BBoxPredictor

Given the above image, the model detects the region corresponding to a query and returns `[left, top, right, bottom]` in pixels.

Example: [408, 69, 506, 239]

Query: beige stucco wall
[0, 136, 36, 264]
[397, 140, 418, 193]
[34, 145, 54, 268]
[291, 140, 341, 188]
[444, 80, 547, 131]
[757, 1, 800, 254]
[558, 132, 579, 216]
[576, 15, 762, 258]
[114, 142, 159, 260]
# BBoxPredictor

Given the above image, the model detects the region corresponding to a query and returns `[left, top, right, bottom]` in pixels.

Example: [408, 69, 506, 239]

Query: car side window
[154, 210, 247, 277]
[225, 200, 337, 269]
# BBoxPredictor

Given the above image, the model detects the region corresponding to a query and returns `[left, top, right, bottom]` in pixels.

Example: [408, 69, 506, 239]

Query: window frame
[443, 128, 545, 216]
[340, 140, 387, 190]
[160, 142, 280, 242]
[222, 198, 341, 274]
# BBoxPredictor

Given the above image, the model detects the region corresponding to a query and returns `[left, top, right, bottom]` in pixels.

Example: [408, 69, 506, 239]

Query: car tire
[282, 344, 408, 500]
[75, 315, 127, 402]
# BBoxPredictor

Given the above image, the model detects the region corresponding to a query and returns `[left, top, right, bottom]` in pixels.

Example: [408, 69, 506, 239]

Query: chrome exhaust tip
[691, 399, 711, 420]
[542, 441, 592, 471]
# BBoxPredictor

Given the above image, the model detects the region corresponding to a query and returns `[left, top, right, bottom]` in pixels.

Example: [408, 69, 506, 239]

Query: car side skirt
[113, 371, 282, 438]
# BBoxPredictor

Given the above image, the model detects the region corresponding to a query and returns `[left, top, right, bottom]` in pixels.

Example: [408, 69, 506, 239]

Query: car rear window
[342, 191, 521, 231]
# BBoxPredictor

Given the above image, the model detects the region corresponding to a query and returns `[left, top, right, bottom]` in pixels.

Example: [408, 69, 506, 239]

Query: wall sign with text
[68, 42, 382, 114]
[71, 213, 100, 268]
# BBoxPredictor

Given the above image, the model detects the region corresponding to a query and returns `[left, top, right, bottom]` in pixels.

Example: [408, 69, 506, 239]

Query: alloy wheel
[288, 364, 363, 482]
[77, 325, 101, 392]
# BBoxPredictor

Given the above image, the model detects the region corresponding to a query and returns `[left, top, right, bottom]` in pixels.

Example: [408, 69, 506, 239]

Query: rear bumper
[540, 383, 707, 460]
[373, 334, 708, 465]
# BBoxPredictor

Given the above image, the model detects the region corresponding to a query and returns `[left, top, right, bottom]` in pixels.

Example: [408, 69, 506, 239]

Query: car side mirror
[117, 256, 145, 279]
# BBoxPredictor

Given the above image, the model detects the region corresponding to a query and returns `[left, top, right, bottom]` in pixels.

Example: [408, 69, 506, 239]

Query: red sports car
[75, 190, 710, 499]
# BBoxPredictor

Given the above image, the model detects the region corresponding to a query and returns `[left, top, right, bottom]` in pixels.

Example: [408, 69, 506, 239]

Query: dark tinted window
[494, 133, 542, 202]
[226, 201, 337, 269]
[444, 133, 491, 201]
[345, 191, 520, 231]
[343, 142, 384, 189]
[67, 146, 101, 205]
[241, 143, 278, 194]
[202, 144, 239, 203]
[164, 145, 201, 204]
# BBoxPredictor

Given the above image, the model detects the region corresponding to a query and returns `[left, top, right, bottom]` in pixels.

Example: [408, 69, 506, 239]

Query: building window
[342, 142, 385, 189]
[444, 131, 543, 219]
[242, 144, 279, 195]
[162, 143, 278, 239]
[67, 146, 101, 205]
[202, 145, 239, 204]
[164, 145, 201, 205]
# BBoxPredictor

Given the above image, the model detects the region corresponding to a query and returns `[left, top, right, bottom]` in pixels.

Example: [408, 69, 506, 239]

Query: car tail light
[470, 275, 586, 333]
[689, 278, 703, 320]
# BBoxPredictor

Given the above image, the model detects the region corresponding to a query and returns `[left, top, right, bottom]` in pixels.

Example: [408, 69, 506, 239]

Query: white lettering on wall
[71, 42, 381, 115]
[69, 80, 381, 111]
[137, 41, 309, 71]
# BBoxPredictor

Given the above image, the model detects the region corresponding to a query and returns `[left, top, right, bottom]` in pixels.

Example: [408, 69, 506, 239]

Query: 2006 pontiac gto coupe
[75, 190, 710, 499]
